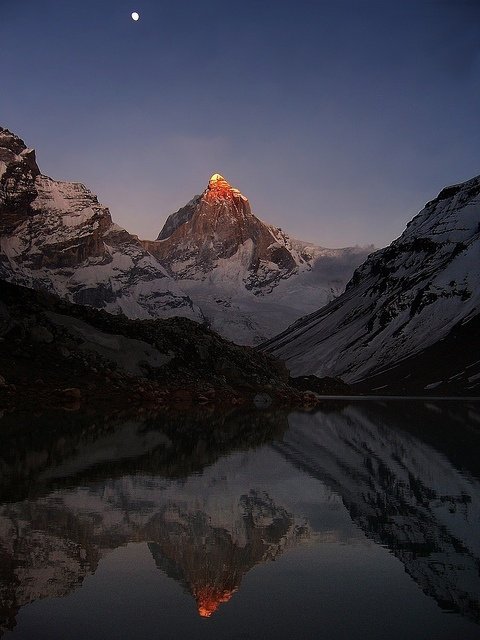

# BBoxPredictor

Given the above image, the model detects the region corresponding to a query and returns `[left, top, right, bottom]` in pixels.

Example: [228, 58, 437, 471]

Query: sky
[1, 0, 479, 248]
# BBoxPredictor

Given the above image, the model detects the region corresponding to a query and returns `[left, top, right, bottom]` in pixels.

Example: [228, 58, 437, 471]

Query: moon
[131, 12, 140, 21]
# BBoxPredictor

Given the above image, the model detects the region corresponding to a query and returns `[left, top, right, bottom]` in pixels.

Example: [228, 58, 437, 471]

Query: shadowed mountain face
[0, 279, 296, 412]
[0, 402, 479, 636]
[264, 174, 480, 383]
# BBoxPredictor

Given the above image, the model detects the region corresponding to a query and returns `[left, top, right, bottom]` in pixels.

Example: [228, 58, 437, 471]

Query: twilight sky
[1, 0, 479, 248]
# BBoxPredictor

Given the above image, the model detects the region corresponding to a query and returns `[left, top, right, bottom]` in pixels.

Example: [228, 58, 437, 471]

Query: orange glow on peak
[205, 173, 244, 201]
[207, 173, 232, 190]
[194, 587, 237, 618]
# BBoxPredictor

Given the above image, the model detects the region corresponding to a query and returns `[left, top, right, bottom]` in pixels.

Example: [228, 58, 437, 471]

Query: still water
[1, 400, 479, 639]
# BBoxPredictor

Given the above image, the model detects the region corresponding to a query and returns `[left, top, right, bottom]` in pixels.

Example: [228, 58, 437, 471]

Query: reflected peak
[194, 586, 237, 617]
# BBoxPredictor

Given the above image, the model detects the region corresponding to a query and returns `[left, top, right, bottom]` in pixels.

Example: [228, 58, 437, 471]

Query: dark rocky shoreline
[0, 279, 350, 414]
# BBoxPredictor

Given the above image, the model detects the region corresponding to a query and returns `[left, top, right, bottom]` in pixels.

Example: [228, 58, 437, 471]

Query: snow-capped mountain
[0, 128, 371, 344]
[264, 174, 480, 382]
[0, 127, 201, 321]
[144, 173, 305, 288]
[143, 173, 372, 344]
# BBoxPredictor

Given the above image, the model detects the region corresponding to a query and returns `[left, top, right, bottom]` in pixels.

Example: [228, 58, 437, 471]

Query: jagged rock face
[0, 127, 201, 321]
[144, 173, 299, 287]
[0, 129, 40, 220]
[143, 173, 372, 344]
[0, 127, 113, 268]
[264, 174, 480, 381]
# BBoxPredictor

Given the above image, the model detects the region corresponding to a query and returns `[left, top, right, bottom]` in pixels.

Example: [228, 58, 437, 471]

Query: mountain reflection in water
[0, 400, 479, 639]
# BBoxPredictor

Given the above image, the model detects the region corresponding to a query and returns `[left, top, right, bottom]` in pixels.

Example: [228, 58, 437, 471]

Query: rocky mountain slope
[0, 127, 371, 345]
[357, 311, 480, 395]
[264, 174, 480, 386]
[143, 173, 371, 344]
[0, 127, 201, 322]
[144, 173, 303, 287]
[0, 278, 314, 412]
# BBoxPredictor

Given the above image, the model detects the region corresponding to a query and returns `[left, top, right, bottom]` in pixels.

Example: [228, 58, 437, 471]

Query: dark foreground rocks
[0, 280, 349, 413]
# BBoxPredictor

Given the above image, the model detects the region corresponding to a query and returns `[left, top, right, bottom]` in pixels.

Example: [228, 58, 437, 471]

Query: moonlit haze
[1, 0, 479, 248]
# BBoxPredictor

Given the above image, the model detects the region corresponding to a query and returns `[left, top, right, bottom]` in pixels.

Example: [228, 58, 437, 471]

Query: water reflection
[147, 490, 308, 617]
[0, 408, 296, 633]
[0, 401, 479, 637]
[277, 403, 480, 623]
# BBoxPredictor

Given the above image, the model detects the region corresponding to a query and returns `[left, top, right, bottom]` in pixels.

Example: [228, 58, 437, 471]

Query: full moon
[131, 12, 140, 21]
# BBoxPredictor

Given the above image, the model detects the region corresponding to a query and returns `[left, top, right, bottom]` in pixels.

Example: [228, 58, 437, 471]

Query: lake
[1, 399, 479, 639]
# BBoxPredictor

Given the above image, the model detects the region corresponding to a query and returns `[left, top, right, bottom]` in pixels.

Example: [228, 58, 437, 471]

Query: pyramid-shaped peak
[205, 173, 244, 199]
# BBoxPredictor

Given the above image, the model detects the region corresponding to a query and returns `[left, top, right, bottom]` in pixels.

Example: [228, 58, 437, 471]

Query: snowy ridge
[264, 174, 480, 380]
[0, 127, 202, 321]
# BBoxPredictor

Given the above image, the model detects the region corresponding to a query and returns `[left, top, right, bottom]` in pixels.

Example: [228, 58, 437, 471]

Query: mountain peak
[205, 173, 243, 201]
[144, 171, 302, 286]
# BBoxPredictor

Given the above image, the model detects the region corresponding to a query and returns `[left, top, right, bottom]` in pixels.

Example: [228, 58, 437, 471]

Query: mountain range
[0, 127, 370, 346]
[1, 125, 479, 394]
